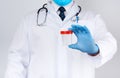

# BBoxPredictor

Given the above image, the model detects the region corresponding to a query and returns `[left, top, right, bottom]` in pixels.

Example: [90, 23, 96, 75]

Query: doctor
[5, 0, 117, 78]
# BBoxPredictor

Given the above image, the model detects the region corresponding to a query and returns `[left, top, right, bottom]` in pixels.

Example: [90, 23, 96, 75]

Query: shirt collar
[52, 0, 74, 12]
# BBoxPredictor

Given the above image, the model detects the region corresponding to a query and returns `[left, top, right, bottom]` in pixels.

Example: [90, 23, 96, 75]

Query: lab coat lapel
[63, 2, 79, 23]
[47, 1, 63, 25]
[46, 1, 80, 28]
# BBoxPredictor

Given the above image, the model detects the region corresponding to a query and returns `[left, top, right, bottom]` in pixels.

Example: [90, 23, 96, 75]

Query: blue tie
[58, 7, 66, 21]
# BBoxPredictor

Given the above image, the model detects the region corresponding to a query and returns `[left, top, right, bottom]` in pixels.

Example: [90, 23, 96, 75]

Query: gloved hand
[68, 25, 99, 54]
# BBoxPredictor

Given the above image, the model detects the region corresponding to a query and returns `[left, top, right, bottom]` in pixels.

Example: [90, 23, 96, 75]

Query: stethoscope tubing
[37, 3, 81, 26]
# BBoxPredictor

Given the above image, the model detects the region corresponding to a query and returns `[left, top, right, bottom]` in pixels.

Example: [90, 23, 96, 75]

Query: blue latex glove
[68, 25, 99, 54]
[53, 0, 72, 6]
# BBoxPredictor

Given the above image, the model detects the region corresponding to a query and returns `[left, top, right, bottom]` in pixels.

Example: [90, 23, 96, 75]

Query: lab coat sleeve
[87, 14, 117, 68]
[4, 16, 30, 78]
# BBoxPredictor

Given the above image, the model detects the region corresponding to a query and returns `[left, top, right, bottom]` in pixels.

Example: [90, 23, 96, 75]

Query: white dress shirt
[52, 1, 74, 16]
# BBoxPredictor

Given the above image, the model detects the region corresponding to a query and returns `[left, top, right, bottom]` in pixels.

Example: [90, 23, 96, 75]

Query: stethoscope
[37, 3, 81, 26]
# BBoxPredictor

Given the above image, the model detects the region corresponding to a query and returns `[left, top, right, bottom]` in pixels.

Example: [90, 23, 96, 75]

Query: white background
[0, 0, 120, 78]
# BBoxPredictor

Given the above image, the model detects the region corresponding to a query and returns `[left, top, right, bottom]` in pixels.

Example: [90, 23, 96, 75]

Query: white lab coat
[5, 1, 117, 78]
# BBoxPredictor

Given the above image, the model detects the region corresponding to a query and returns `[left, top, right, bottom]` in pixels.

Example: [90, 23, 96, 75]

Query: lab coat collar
[63, 1, 80, 23]
[47, 1, 80, 27]
[47, 1, 64, 25]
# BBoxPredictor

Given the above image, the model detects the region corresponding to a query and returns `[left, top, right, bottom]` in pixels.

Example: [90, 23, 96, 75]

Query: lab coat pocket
[65, 46, 85, 78]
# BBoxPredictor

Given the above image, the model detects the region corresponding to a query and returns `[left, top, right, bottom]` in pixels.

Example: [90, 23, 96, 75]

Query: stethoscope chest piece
[71, 16, 78, 22]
